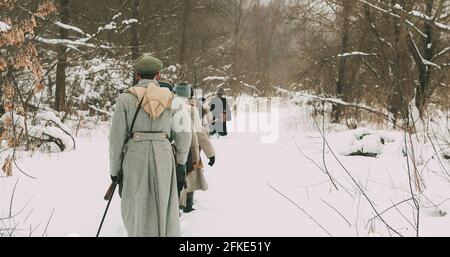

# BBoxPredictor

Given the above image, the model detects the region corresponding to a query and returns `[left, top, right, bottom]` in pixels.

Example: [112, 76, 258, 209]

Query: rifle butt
[104, 182, 117, 201]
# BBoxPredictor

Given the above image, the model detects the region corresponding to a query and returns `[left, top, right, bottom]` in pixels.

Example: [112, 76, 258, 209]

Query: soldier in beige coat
[174, 83, 216, 213]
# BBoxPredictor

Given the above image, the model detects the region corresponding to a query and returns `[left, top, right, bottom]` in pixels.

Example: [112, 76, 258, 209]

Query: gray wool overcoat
[109, 79, 192, 237]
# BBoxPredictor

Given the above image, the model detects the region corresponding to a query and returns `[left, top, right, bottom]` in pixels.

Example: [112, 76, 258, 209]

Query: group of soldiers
[108, 54, 231, 237]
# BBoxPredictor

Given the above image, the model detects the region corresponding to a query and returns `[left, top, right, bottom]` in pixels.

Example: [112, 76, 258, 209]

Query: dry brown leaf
[4, 102, 14, 112]
[7, 137, 18, 148]
[2, 156, 13, 177]
[0, 130, 9, 140]
[0, 57, 6, 71]
[34, 82, 44, 93]
[0, 27, 24, 46]
[16, 105, 25, 115]
[35, 1, 57, 17]
[2, 83, 15, 98]
[2, 115, 12, 127]
[0, 1, 16, 10]
[19, 16, 36, 34]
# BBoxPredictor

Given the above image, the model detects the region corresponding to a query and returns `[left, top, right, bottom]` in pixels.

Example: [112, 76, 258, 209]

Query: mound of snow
[329, 128, 396, 157]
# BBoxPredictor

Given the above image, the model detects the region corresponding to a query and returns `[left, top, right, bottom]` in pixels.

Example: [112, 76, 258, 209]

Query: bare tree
[54, 0, 70, 112]
[130, 0, 141, 60]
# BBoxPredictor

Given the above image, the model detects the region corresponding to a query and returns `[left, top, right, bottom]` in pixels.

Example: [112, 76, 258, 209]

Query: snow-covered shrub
[62, 58, 133, 116]
[1, 110, 75, 154]
[161, 64, 180, 83]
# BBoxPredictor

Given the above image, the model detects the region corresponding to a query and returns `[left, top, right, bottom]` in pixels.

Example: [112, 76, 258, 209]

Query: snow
[112, 13, 122, 21]
[337, 52, 376, 57]
[166, 65, 178, 73]
[1, 111, 75, 153]
[240, 81, 261, 94]
[97, 22, 117, 33]
[0, 21, 11, 32]
[203, 76, 228, 82]
[327, 129, 388, 157]
[1, 98, 449, 237]
[35, 36, 98, 48]
[54, 22, 86, 36]
[368, 0, 450, 33]
[122, 19, 138, 26]
[435, 47, 450, 59]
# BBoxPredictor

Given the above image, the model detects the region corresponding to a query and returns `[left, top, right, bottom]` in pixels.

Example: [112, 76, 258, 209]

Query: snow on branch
[408, 32, 442, 69]
[358, 0, 427, 37]
[360, 0, 450, 34]
[122, 19, 138, 26]
[203, 76, 228, 82]
[97, 21, 117, 34]
[337, 52, 377, 58]
[35, 36, 110, 49]
[433, 46, 450, 61]
[0, 21, 12, 32]
[54, 22, 86, 36]
[240, 81, 262, 94]
[393, 5, 450, 32]
[88, 105, 112, 117]
[275, 87, 391, 122]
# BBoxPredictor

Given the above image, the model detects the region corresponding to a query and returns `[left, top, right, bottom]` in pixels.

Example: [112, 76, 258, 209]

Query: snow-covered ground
[1, 101, 449, 237]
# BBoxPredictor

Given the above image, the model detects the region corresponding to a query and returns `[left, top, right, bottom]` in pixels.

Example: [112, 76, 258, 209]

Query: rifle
[96, 96, 144, 237]
[103, 176, 121, 201]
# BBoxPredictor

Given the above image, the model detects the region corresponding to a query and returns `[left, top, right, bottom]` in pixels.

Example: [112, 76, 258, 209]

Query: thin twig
[268, 183, 333, 237]
[320, 102, 339, 191]
[42, 209, 55, 237]
[321, 198, 352, 227]
[9, 178, 19, 218]
[403, 129, 420, 237]
[367, 198, 413, 224]
[428, 129, 450, 179]
[12, 148, 36, 179]
[312, 117, 403, 237]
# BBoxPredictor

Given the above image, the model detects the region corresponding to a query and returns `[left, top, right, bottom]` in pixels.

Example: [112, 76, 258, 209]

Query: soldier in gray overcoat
[109, 54, 192, 237]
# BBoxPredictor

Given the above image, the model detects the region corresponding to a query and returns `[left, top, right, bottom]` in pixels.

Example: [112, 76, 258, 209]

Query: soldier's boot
[184, 192, 195, 213]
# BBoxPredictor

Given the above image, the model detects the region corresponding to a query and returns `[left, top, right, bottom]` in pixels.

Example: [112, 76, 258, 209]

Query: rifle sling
[129, 96, 145, 140]
[118, 96, 145, 181]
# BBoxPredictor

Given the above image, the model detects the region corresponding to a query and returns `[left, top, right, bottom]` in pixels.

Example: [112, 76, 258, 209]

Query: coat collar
[136, 79, 160, 88]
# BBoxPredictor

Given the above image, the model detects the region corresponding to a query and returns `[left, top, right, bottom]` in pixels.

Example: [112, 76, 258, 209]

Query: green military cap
[158, 80, 174, 92]
[174, 82, 192, 98]
[134, 53, 164, 75]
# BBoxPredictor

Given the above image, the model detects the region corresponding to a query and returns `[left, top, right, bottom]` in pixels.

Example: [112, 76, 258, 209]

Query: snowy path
[181, 130, 327, 237]
[1, 106, 449, 237]
[1, 110, 329, 237]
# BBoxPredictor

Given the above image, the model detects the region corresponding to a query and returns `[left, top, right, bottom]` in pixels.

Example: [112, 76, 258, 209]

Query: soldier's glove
[111, 175, 119, 183]
[208, 156, 215, 167]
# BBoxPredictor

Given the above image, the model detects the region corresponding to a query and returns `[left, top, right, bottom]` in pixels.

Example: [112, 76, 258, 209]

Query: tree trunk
[179, 0, 193, 78]
[55, 0, 69, 112]
[389, 0, 407, 125]
[230, 0, 244, 94]
[332, 0, 352, 123]
[130, 0, 141, 60]
[415, 0, 434, 115]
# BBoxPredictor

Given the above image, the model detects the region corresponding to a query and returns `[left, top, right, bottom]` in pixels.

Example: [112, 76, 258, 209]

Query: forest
[0, 0, 449, 237]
